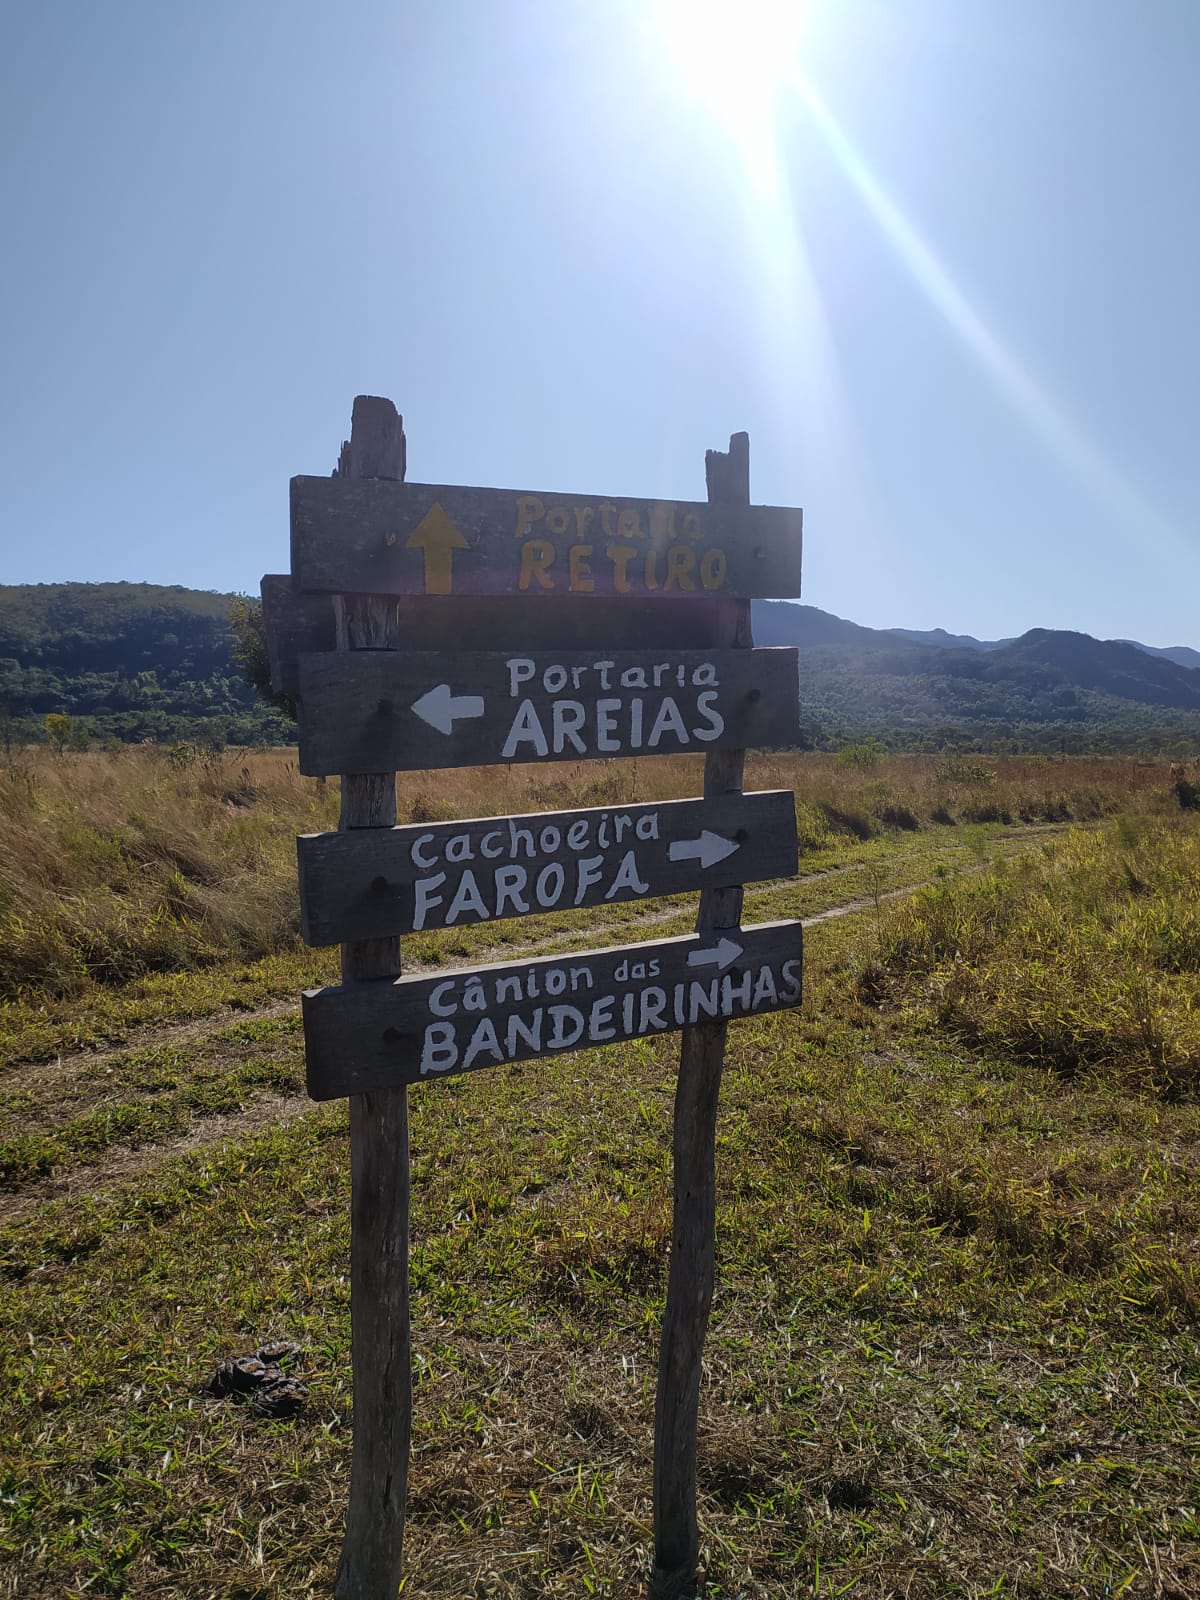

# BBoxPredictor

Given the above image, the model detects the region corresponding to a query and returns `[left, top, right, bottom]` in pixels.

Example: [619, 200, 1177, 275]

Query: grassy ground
[1, 752, 1197, 1598]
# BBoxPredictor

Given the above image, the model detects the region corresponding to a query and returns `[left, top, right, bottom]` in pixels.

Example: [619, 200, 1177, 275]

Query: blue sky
[2, 0, 1197, 646]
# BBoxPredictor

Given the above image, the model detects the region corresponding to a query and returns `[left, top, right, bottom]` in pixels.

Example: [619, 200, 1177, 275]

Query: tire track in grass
[0, 1091, 315, 1231]
[0, 853, 904, 1093]
[0, 826, 1072, 1227]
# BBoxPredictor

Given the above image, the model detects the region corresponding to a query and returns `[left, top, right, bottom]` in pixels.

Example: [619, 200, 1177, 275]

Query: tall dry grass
[863, 812, 1200, 1094]
[0, 747, 331, 998]
[0, 745, 1181, 1001]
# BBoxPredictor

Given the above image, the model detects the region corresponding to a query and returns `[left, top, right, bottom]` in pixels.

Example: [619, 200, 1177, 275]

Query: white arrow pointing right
[411, 683, 486, 736]
[687, 937, 744, 972]
[668, 830, 740, 869]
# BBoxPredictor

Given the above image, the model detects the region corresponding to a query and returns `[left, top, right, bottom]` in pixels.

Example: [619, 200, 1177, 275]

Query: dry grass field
[1, 747, 1197, 1598]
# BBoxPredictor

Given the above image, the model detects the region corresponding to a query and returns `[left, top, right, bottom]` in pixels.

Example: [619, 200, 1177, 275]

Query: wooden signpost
[296, 646, 799, 775]
[265, 396, 804, 1599]
[303, 920, 803, 1098]
[291, 473, 802, 599]
[298, 789, 798, 944]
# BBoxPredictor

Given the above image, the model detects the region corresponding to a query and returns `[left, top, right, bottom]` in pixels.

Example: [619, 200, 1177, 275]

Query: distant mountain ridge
[884, 620, 1200, 672]
[750, 602, 1200, 751]
[1, 582, 1198, 753]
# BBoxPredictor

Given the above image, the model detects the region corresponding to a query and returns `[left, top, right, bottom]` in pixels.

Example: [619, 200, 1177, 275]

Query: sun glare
[652, 0, 808, 187]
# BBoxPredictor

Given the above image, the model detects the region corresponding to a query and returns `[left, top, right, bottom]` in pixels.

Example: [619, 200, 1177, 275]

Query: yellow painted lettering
[514, 495, 544, 537]
[546, 503, 571, 535]
[699, 547, 727, 590]
[663, 543, 698, 591]
[519, 539, 557, 590]
[649, 501, 676, 543]
[682, 510, 702, 540]
[573, 504, 595, 539]
[599, 501, 618, 538]
[644, 549, 660, 590]
[568, 543, 594, 592]
[618, 507, 645, 541]
[606, 543, 637, 593]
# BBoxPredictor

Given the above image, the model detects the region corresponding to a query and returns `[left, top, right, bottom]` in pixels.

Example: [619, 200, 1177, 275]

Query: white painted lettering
[588, 995, 616, 1041]
[507, 819, 536, 858]
[596, 697, 622, 752]
[575, 854, 605, 904]
[648, 697, 689, 748]
[721, 970, 753, 1012]
[494, 865, 530, 917]
[752, 966, 778, 1007]
[463, 1017, 504, 1069]
[411, 832, 438, 870]
[536, 862, 565, 907]
[413, 872, 447, 931]
[429, 981, 457, 1018]
[446, 871, 490, 925]
[693, 690, 724, 741]
[639, 986, 668, 1032]
[506, 657, 536, 694]
[552, 699, 587, 753]
[507, 1010, 543, 1055]
[420, 1022, 458, 1074]
[605, 850, 649, 900]
[689, 979, 720, 1020]
[502, 700, 549, 759]
[548, 1005, 585, 1049]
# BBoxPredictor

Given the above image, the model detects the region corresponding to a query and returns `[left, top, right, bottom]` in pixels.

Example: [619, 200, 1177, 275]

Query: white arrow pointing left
[687, 937, 743, 972]
[668, 830, 740, 869]
[411, 684, 486, 735]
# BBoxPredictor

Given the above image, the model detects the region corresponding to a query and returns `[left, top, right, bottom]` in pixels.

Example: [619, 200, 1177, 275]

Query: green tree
[44, 712, 73, 754]
[228, 597, 296, 720]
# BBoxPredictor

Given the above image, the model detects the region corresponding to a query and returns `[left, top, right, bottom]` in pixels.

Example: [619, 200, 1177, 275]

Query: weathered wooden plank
[291, 475, 803, 600]
[296, 646, 799, 776]
[262, 589, 738, 696]
[260, 575, 335, 696]
[328, 396, 410, 1600]
[302, 919, 803, 1100]
[654, 431, 752, 1597]
[297, 789, 798, 945]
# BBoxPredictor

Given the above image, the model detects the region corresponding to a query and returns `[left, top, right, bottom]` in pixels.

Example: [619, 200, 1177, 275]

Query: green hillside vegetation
[0, 583, 293, 747]
[753, 604, 1200, 752]
[2, 583, 1200, 754]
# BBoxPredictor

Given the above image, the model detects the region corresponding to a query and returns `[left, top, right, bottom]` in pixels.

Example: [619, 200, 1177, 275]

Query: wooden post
[331, 397, 412, 1600]
[652, 433, 751, 1598]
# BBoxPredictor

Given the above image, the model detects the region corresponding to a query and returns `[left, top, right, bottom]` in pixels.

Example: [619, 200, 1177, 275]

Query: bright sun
[651, 0, 808, 125]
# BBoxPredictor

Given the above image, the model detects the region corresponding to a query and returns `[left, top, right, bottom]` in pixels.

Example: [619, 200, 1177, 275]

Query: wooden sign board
[303, 919, 803, 1099]
[297, 647, 799, 777]
[291, 477, 802, 601]
[260, 578, 746, 699]
[297, 789, 798, 945]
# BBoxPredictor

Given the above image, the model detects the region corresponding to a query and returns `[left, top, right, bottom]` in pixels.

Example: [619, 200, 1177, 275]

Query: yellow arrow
[405, 502, 470, 595]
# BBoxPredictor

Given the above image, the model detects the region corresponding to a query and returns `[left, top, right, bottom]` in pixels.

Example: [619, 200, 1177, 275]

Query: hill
[752, 601, 1200, 752]
[1, 583, 1198, 753]
[0, 583, 293, 747]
